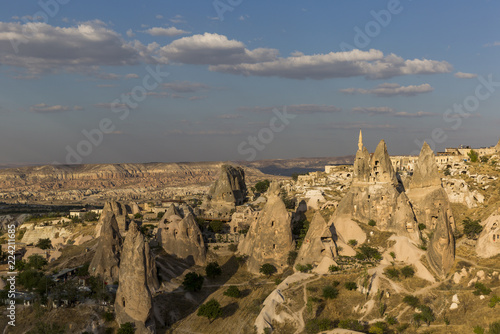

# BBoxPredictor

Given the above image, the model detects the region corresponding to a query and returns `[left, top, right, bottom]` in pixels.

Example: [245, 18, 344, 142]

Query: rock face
[476, 209, 500, 258]
[409, 142, 442, 188]
[238, 182, 295, 274]
[331, 136, 420, 243]
[207, 164, 247, 205]
[157, 213, 206, 266]
[442, 178, 485, 208]
[103, 201, 129, 232]
[89, 214, 122, 283]
[407, 142, 455, 277]
[115, 222, 156, 334]
[296, 212, 335, 265]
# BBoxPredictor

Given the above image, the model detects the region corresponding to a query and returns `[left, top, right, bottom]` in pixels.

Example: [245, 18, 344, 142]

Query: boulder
[89, 214, 122, 283]
[115, 222, 156, 334]
[207, 164, 247, 205]
[296, 212, 336, 266]
[475, 210, 500, 258]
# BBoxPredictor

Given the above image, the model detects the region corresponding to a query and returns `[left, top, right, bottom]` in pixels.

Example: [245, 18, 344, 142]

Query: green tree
[259, 263, 277, 277]
[401, 265, 415, 278]
[384, 267, 400, 279]
[133, 213, 143, 220]
[209, 220, 225, 233]
[322, 285, 339, 299]
[205, 262, 222, 279]
[368, 219, 377, 227]
[182, 272, 204, 292]
[444, 168, 451, 176]
[197, 299, 223, 323]
[254, 180, 271, 193]
[463, 217, 483, 239]
[27, 254, 48, 270]
[402, 295, 420, 308]
[27, 322, 66, 334]
[287, 251, 298, 266]
[481, 156, 489, 163]
[473, 282, 492, 296]
[468, 149, 479, 162]
[344, 281, 358, 291]
[82, 211, 99, 221]
[489, 321, 500, 334]
[117, 322, 135, 334]
[36, 238, 52, 250]
[223, 286, 241, 298]
[355, 244, 382, 261]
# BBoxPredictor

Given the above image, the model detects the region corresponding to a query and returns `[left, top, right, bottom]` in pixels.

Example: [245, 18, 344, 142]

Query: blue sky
[1, 0, 499, 165]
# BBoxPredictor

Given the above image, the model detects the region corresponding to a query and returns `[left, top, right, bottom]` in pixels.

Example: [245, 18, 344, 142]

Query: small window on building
[273, 244, 276, 249]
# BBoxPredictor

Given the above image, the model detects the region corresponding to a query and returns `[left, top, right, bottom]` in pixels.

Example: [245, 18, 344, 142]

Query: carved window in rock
[271, 221, 274, 227]
[122, 298, 126, 307]
[273, 244, 276, 249]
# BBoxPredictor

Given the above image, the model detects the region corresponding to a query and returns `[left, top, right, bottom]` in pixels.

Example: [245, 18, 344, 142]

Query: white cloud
[484, 41, 500, 47]
[322, 122, 397, 130]
[30, 103, 82, 113]
[170, 15, 186, 24]
[142, 26, 190, 37]
[160, 33, 279, 65]
[216, 114, 243, 119]
[238, 104, 342, 114]
[94, 102, 127, 109]
[393, 111, 436, 118]
[454, 72, 477, 79]
[156, 15, 164, 19]
[0, 21, 149, 74]
[125, 73, 139, 79]
[189, 96, 207, 101]
[341, 83, 433, 97]
[126, 29, 135, 37]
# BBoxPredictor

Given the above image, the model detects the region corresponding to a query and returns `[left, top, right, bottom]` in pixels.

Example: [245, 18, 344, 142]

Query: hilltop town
[1, 133, 500, 334]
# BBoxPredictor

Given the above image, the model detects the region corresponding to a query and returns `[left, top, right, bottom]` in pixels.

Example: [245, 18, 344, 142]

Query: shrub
[348, 239, 358, 247]
[389, 251, 396, 260]
[384, 267, 400, 279]
[205, 262, 222, 279]
[489, 295, 500, 308]
[197, 299, 223, 323]
[414, 305, 435, 326]
[329, 265, 341, 273]
[83, 211, 99, 221]
[209, 220, 225, 233]
[182, 272, 204, 292]
[295, 264, 313, 273]
[254, 180, 270, 193]
[356, 244, 382, 261]
[223, 286, 241, 298]
[117, 322, 135, 334]
[368, 219, 377, 227]
[473, 326, 485, 334]
[133, 213, 143, 220]
[228, 244, 238, 252]
[369, 321, 388, 334]
[463, 217, 483, 239]
[259, 263, 277, 277]
[103, 311, 115, 322]
[400, 265, 415, 278]
[473, 282, 492, 296]
[402, 295, 420, 308]
[489, 321, 500, 334]
[418, 223, 426, 231]
[344, 281, 357, 291]
[322, 285, 339, 299]
[338, 319, 364, 331]
[287, 251, 298, 266]
[386, 315, 397, 325]
[36, 238, 52, 250]
[305, 318, 334, 334]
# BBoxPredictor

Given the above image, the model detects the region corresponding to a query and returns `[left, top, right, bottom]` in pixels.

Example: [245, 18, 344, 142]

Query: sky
[1, 0, 500, 165]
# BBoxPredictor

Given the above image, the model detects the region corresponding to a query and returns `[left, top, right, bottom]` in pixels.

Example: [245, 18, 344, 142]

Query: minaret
[358, 130, 363, 151]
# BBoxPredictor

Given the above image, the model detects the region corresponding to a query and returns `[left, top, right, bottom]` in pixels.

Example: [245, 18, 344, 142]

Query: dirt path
[292, 276, 322, 334]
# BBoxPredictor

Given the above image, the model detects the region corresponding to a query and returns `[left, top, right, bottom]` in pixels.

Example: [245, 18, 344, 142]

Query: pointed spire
[358, 129, 363, 151]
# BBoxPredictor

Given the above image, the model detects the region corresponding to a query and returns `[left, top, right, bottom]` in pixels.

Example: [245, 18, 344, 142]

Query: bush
[402, 295, 420, 308]
[197, 299, 223, 323]
[223, 286, 241, 298]
[182, 272, 204, 292]
[473, 282, 492, 296]
[384, 267, 400, 279]
[36, 238, 52, 250]
[228, 244, 238, 252]
[338, 319, 364, 331]
[259, 263, 277, 277]
[369, 321, 388, 334]
[295, 264, 313, 273]
[83, 211, 99, 221]
[418, 223, 426, 231]
[468, 149, 479, 162]
[348, 239, 358, 247]
[27, 254, 48, 270]
[368, 219, 377, 227]
[329, 265, 341, 273]
[117, 322, 135, 334]
[287, 251, 298, 266]
[463, 217, 483, 240]
[414, 305, 435, 326]
[474, 326, 485, 334]
[344, 281, 357, 291]
[305, 318, 334, 334]
[489, 295, 500, 308]
[489, 321, 500, 334]
[254, 180, 270, 193]
[209, 220, 225, 233]
[400, 265, 415, 278]
[386, 315, 397, 325]
[355, 244, 382, 261]
[205, 262, 222, 279]
[103, 311, 114, 322]
[133, 213, 143, 220]
[322, 285, 339, 299]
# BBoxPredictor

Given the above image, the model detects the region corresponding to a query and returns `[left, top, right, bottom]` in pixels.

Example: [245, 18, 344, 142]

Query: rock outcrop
[157, 213, 206, 266]
[103, 201, 129, 232]
[296, 212, 336, 266]
[442, 178, 485, 208]
[331, 136, 420, 243]
[89, 214, 122, 283]
[407, 142, 455, 277]
[238, 182, 295, 274]
[115, 222, 156, 334]
[476, 209, 500, 258]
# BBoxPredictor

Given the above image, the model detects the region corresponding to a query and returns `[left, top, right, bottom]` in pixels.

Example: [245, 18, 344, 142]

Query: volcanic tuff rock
[238, 182, 295, 274]
[157, 213, 206, 266]
[331, 137, 420, 243]
[296, 212, 335, 265]
[207, 164, 247, 205]
[104, 201, 129, 232]
[89, 214, 122, 283]
[407, 143, 455, 277]
[115, 222, 156, 334]
[475, 209, 500, 258]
